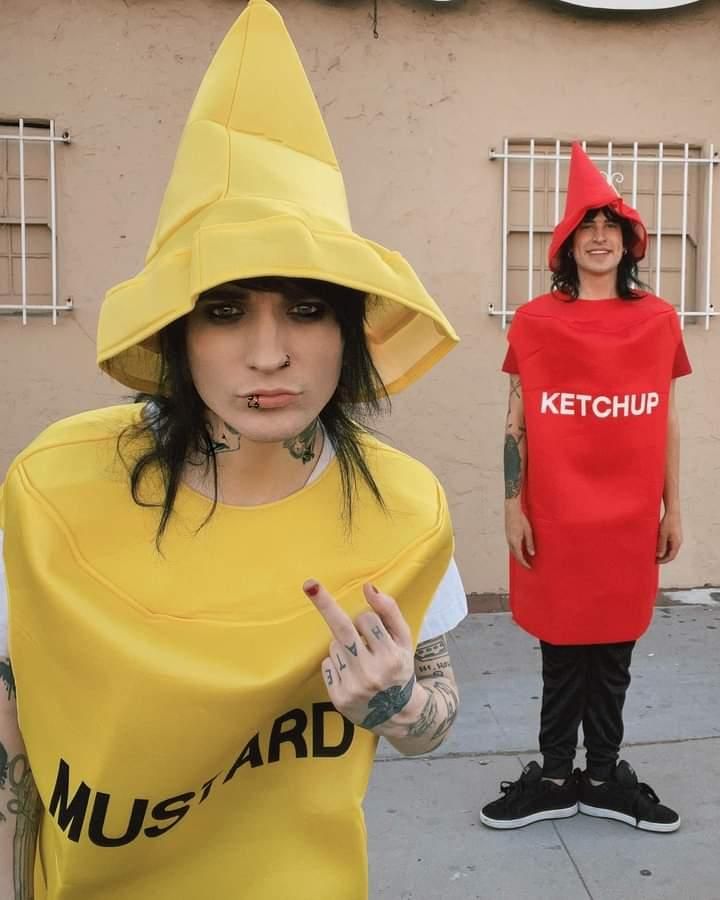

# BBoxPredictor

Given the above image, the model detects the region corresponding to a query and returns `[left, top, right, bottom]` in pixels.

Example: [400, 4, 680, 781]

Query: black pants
[539, 640, 635, 781]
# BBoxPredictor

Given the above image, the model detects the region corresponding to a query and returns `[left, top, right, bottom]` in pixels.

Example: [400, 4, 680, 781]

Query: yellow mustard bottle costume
[2, 1, 459, 897]
[4, 406, 452, 899]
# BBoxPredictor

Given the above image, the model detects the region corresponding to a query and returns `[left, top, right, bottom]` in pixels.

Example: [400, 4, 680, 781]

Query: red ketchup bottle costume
[503, 144, 691, 646]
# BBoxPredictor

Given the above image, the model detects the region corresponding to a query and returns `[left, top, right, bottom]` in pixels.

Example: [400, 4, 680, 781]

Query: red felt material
[502, 293, 691, 644]
[548, 143, 648, 272]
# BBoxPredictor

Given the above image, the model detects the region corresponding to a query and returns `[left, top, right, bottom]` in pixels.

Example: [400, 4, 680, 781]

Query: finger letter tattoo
[371, 626, 383, 641]
[345, 642, 358, 657]
[336, 654, 347, 672]
[325, 669, 334, 687]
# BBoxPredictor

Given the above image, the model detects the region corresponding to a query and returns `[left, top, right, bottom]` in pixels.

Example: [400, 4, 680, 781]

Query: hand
[505, 501, 535, 568]
[657, 509, 683, 564]
[304, 580, 421, 735]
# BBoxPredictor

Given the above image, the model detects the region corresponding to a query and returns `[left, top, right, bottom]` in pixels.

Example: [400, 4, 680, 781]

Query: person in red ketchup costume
[481, 143, 691, 833]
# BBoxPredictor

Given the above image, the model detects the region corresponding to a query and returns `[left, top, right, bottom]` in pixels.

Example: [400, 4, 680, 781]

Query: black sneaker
[578, 761, 680, 833]
[480, 761, 579, 829]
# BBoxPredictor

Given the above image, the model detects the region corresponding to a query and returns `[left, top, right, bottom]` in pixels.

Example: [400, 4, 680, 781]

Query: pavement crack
[553, 820, 594, 899]
[375, 732, 720, 763]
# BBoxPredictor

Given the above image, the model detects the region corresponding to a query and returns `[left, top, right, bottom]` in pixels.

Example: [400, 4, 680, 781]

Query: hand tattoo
[360, 675, 416, 729]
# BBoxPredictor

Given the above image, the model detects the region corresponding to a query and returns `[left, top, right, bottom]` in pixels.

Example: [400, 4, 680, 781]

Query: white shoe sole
[480, 804, 578, 830]
[578, 802, 681, 833]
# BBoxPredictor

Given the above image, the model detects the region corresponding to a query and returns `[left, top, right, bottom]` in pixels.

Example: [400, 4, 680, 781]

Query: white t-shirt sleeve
[0, 530, 8, 658]
[417, 557, 467, 643]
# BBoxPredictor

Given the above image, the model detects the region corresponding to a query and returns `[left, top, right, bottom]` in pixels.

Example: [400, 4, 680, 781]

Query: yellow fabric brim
[97, 214, 459, 396]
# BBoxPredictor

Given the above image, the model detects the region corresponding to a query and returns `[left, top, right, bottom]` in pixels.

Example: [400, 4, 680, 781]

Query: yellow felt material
[96, 0, 458, 394]
[3, 405, 453, 899]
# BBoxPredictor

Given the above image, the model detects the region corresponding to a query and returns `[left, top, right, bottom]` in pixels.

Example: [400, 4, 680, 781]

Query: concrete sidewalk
[365, 602, 720, 900]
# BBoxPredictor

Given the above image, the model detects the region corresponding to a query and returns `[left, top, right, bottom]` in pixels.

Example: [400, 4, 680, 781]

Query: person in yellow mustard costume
[0, 1, 466, 898]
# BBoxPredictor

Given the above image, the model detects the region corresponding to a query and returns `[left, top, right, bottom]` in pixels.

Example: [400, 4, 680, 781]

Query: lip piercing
[247, 395, 260, 409]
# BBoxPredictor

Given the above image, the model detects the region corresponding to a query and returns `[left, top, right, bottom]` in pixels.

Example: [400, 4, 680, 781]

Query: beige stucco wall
[1, 0, 718, 592]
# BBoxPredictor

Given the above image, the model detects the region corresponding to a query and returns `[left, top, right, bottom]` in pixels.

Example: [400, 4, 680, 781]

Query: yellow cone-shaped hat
[97, 0, 458, 394]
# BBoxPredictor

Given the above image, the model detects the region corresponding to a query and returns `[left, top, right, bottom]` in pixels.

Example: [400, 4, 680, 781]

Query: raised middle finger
[304, 579, 363, 648]
[354, 610, 391, 655]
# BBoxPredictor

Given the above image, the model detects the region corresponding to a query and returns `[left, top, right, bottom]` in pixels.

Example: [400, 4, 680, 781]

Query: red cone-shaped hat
[548, 142, 647, 272]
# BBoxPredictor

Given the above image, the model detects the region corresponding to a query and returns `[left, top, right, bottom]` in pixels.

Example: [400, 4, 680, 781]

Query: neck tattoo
[210, 420, 242, 455]
[283, 420, 319, 464]
[208, 419, 320, 463]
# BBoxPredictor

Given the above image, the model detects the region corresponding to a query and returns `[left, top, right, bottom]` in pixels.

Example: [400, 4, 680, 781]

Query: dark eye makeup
[194, 296, 329, 324]
[200, 301, 244, 322]
[288, 300, 328, 319]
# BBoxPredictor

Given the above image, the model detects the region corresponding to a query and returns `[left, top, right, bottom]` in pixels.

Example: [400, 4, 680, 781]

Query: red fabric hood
[548, 143, 648, 272]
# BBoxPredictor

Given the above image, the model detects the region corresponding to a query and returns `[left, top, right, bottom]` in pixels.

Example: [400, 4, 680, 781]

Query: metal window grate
[0, 118, 71, 323]
[489, 139, 719, 329]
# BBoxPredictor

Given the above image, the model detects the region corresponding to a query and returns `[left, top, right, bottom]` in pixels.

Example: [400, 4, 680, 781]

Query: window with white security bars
[0, 118, 71, 323]
[489, 139, 719, 329]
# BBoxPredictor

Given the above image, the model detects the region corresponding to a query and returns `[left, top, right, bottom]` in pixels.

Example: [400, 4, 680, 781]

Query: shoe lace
[498, 780, 522, 805]
[499, 770, 534, 801]
[637, 782, 660, 805]
[629, 781, 661, 823]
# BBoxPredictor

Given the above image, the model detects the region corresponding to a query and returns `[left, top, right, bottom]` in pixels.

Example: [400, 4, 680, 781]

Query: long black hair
[118, 277, 389, 544]
[551, 206, 648, 300]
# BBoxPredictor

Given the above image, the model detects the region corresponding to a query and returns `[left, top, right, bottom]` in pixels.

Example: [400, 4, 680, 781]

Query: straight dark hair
[118, 277, 389, 545]
[551, 206, 648, 301]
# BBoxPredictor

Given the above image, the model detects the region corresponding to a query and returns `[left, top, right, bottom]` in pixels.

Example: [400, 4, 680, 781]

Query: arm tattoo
[405, 681, 458, 744]
[0, 743, 7, 802]
[415, 636, 452, 680]
[414, 635, 447, 662]
[360, 676, 416, 729]
[504, 433, 523, 499]
[505, 376, 525, 499]
[283, 420, 318, 464]
[10, 754, 40, 897]
[406, 688, 438, 738]
[0, 661, 15, 700]
[429, 680, 459, 742]
[405, 636, 459, 745]
[1, 661, 41, 898]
